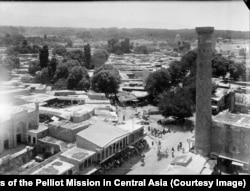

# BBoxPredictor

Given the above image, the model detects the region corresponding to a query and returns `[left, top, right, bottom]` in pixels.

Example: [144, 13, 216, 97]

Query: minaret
[195, 27, 214, 156]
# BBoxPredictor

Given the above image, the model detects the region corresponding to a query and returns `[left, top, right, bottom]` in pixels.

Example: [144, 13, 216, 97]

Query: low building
[0, 103, 39, 154]
[27, 124, 48, 145]
[60, 146, 96, 174]
[212, 111, 250, 173]
[31, 158, 75, 175]
[48, 120, 92, 142]
[76, 121, 129, 163]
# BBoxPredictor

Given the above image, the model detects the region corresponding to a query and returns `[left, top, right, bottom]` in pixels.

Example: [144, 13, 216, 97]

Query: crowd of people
[95, 139, 148, 174]
[149, 126, 171, 138]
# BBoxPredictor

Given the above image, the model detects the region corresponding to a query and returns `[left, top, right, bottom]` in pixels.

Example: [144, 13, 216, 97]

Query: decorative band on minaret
[195, 27, 214, 156]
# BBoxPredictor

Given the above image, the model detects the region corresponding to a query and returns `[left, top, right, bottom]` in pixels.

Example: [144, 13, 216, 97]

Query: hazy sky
[0, 1, 249, 31]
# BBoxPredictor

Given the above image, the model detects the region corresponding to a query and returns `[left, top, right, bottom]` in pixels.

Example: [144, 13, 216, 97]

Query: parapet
[196, 27, 214, 34]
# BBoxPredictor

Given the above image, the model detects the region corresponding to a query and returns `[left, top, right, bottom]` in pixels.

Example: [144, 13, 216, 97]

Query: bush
[53, 78, 67, 90]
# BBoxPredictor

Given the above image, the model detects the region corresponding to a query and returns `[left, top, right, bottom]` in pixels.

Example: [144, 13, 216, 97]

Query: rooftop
[77, 121, 129, 148]
[60, 146, 95, 162]
[28, 123, 48, 134]
[39, 136, 75, 151]
[49, 120, 91, 130]
[31, 158, 74, 175]
[213, 111, 250, 129]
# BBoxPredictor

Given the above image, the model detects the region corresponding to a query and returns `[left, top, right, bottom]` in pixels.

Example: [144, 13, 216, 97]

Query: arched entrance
[16, 122, 26, 144]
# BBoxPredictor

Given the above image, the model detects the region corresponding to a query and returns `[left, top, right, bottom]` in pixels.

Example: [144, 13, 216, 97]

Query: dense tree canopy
[65, 49, 85, 67]
[145, 68, 172, 96]
[159, 87, 194, 120]
[107, 38, 132, 55]
[133, 45, 149, 54]
[91, 49, 109, 69]
[53, 63, 69, 80]
[66, 66, 90, 91]
[91, 64, 121, 96]
[228, 62, 246, 81]
[212, 55, 232, 79]
[52, 45, 67, 56]
[64, 59, 81, 71]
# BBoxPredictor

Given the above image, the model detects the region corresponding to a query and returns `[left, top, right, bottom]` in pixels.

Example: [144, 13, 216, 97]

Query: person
[158, 140, 161, 146]
[171, 147, 175, 158]
[179, 142, 182, 148]
[141, 157, 145, 165]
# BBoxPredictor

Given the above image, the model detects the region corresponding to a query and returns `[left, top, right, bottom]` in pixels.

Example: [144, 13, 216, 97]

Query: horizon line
[0, 25, 249, 32]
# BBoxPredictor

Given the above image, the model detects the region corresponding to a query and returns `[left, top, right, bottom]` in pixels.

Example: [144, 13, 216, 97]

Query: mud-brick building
[212, 111, 250, 170]
[0, 103, 39, 154]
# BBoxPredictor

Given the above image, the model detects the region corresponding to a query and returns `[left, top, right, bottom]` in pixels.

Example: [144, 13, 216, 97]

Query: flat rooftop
[60, 146, 95, 162]
[213, 111, 250, 129]
[28, 124, 48, 134]
[49, 120, 91, 130]
[39, 136, 75, 151]
[31, 158, 74, 175]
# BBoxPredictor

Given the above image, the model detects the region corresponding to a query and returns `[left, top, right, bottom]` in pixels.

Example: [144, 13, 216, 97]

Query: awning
[218, 155, 249, 165]
[211, 152, 249, 165]
[231, 161, 244, 167]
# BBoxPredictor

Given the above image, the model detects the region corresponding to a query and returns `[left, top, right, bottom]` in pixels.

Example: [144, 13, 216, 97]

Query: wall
[212, 121, 250, 163]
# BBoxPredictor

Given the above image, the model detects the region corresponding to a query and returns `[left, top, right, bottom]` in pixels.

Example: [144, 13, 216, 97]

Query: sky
[0, 1, 249, 31]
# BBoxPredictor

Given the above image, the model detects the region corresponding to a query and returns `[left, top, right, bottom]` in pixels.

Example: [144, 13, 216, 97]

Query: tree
[64, 59, 81, 71]
[48, 57, 58, 77]
[53, 63, 69, 80]
[35, 67, 51, 84]
[21, 39, 28, 47]
[107, 38, 119, 53]
[39, 45, 49, 68]
[228, 62, 246, 81]
[91, 64, 121, 96]
[91, 49, 109, 69]
[212, 56, 231, 79]
[158, 87, 194, 121]
[65, 49, 85, 67]
[121, 38, 131, 53]
[168, 61, 186, 87]
[84, 43, 92, 69]
[133, 45, 149, 54]
[3, 56, 20, 72]
[52, 45, 67, 56]
[66, 66, 90, 90]
[28, 60, 40, 76]
[53, 78, 67, 90]
[66, 40, 73, 48]
[145, 68, 172, 103]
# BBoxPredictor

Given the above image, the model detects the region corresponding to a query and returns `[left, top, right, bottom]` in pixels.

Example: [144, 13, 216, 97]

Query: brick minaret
[195, 27, 214, 156]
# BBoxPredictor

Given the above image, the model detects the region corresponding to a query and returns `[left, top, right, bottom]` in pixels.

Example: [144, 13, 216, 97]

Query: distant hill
[0, 26, 249, 41]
